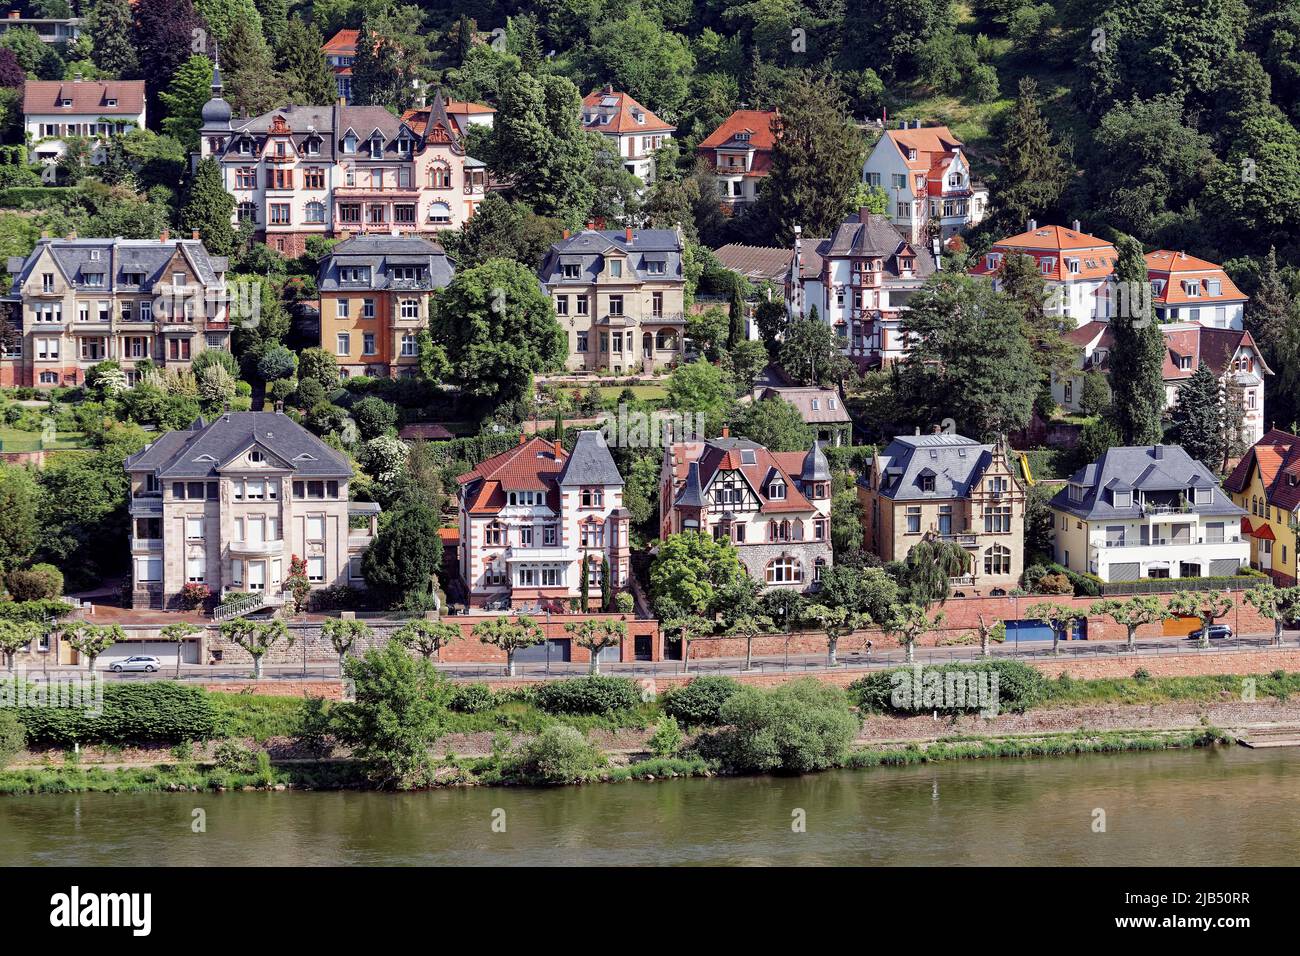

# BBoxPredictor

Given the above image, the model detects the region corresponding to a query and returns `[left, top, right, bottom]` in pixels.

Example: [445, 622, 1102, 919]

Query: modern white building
[862, 122, 988, 242]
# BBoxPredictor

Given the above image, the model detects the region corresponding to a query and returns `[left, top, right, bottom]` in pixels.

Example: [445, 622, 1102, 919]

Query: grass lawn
[598, 385, 667, 401]
[0, 426, 89, 452]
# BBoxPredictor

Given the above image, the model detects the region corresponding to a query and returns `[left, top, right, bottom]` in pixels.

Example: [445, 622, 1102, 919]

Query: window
[563, 263, 581, 279]
[168, 338, 191, 361]
[363, 298, 376, 319]
[305, 201, 325, 223]
[336, 332, 350, 355]
[576, 295, 589, 316]
[400, 333, 417, 356]
[428, 163, 451, 189]
[576, 331, 588, 353]
[768, 480, 786, 500]
[543, 525, 557, 547]
[304, 167, 325, 190]
[186, 555, 206, 583]
[519, 526, 533, 547]
[580, 487, 604, 508]
[984, 505, 1012, 534]
[983, 545, 1011, 576]
[427, 202, 451, 225]
[609, 260, 623, 278]
[765, 556, 802, 584]
[270, 203, 291, 225]
[337, 299, 350, 318]
[484, 522, 504, 546]
[556, 296, 569, 316]
[581, 521, 605, 548]
[306, 515, 326, 541]
[136, 557, 162, 582]
[185, 516, 204, 539]
[919, 474, 935, 493]
[307, 556, 325, 582]
[906, 506, 921, 534]
[608, 295, 624, 316]
[362, 333, 376, 355]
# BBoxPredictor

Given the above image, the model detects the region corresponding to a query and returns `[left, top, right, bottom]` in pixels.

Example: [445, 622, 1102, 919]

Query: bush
[697, 680, 859, 774]
[213, 740, 259, 774]
[510, 725, 605, 784]
[1134, 667, 1152, 683]
[0, 709, 24, 769]
[16, 682, 222, 746]
[615, 592, 635, 615]
[648, 715, 683, 757]
[292, 698, 334, 757]
[534, 675, 641, 716]
[848, 659, 1049, 715]
[5, 563, 64, 601]
[662, 675, 741, 727]
[178, 582, 211, 611]
[449, 683, 497, 713]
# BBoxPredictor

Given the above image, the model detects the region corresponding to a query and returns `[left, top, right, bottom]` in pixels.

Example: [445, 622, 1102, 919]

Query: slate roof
[803, 212, 933, 280]
[1050, 444, 1244, 520]
[124, 412, 353, 480]
[1225, 429, 1300, 511]
[24, 79, 144, 115]
[758, 387, 851, 424]
[318, 235, 454, 292]
[538, 229, 683, 285]
[558, 430, 624, 487]
[872, 434, 1000, 501]
[6, 238, 226, 296]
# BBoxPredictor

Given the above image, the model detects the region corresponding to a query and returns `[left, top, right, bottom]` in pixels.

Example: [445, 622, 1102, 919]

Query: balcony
[129, 537, 162, 552]
[504, 545, 580, 563]
[229, 538, 286, 557]
[1100, 534, 1244, 549]
[938, 532, 978, 548]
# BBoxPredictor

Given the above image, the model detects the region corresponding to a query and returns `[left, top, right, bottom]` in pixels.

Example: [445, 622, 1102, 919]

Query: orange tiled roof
[322, 28, 358, 53]
[969, 225, 1117, 282]
[698, 109, 779, 151]
[582, 88, 673, 134]
[1225, 429, 1300, 514]
[1146, 250, 1246, 305]
[885, 125, 964, 172]
[667, 438, 815, 515]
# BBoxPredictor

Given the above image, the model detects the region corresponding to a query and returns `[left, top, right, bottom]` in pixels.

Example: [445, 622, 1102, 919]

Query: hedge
[533, 675, 641, 716]
[824, 444, 875, 474]
[0, 186, 84, 211]
[1099, 570, 1268, 596]
[661, 675, 742, 726]
[10, 681, 223, 746]
[848, 659, 1049, 715]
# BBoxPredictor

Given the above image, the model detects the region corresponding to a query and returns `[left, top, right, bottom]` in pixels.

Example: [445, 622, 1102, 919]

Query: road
[17, 630, 1296, 683]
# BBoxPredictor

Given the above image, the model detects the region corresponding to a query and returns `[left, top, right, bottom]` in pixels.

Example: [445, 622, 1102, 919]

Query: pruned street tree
[884, 604, 946, 664]
[392, 619, 462, 661]
[1024, 601, 1087, 656]
[1089, 595, 1173, 652]
[219, 617, 293, 679]
[1166, 590, 1235, 649]
[472, 615, 544, 677]
[159, 621, 203, 677]
[63, 622, 125, 673]
[321, 618, 374, 676]
[723, 612, 775, 671]
[1245, 584, 1300, 646]
[565, 618, 627, 674]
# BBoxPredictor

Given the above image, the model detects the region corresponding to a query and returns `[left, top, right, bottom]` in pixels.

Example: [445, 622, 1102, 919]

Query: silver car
[110, 655, 161, 673]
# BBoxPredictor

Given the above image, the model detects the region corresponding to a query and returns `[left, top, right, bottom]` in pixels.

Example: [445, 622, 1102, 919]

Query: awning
[1255, 523, 1276, 542]
[1241, 517, 1253, 535]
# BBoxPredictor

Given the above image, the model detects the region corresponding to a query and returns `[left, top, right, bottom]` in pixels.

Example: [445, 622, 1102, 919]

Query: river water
[3, 747, 1298, 866]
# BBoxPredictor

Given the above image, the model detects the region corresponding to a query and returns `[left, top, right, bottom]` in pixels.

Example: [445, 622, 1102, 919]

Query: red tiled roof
[885, 125, 965, 172]
[322, 28, 358, 53]
[23, 79, 145, 116]
[582, 88, 673, 134]
[970, 225, 1117, 282]
[698, 109, 779, 152]
[1225, 429, 1300, 511]
[667, 439, 815, 515]
[1146, 250, 1246, 305]
[398, 423, 453, 441]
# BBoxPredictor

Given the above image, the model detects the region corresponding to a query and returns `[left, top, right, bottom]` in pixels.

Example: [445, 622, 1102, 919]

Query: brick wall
[196, 679, 345, 699]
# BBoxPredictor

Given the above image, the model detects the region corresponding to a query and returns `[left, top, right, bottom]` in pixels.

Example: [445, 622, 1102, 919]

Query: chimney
[625, 226, 633, 243]
[6, 12, 19, 20]
[1071, 219, 1081, 232]
[859, 206, 871, 224]
[1026, 219, 1037, 232]
[65, 229, 76, 240]
[604, 84, 613, 94]
[562, 229, 570, 240]
[721, 425, 730, 438]
[898, 120, 906, 130]
[1153, 444, 1164, 459]
[274, 400, 284, 413]
[518, 433, 527, 446]
[74, 72, 83, 83]
[191, 229, 200, 241]
[931, 424, 941, 434]
[159, 228, 169, 243]
[585, 221, 595, 231]
[553, 438, 563, 459]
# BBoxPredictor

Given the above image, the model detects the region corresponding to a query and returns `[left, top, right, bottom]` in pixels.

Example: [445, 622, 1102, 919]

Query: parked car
[110, 656, 161, 673]
[1187, 625, 1233, 642]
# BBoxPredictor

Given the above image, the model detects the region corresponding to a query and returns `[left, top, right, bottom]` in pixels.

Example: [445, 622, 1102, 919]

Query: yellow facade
[1231, 471, 1298, 584]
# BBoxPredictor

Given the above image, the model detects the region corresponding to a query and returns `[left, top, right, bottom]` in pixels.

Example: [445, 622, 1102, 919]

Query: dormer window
[305, 137, 320, 155]
[1068, 483, 1085, 502]
[609, 260, 623, 278]
[562, 263, 581, 279]
[907, 148, 917, 160]
[106, 98, 117, 108]
[1066, 258, 1081, 274]
[1193, 487, 1212, 504]
[769, 479, 786, 500]
[919, 474, 935, 493]
[369, 135, 384, 158]
[238, 139, 252, 154]
[985, 253, 1002, 270]
[60, 98, 72, 108]
[1207, 280, 1221, 296]
[1151, 279, 1166, 296]
[343, 133, 357, 154]
[1112, 489, 1131, 508]
[1179, 356, 1192, 370]
[741, 449, 757, 465]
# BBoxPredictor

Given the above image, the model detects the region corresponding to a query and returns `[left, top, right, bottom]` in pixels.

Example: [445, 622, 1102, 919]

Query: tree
[473, 615, 544, 677]
[361, 502, 443, 607]
[898, 272, 1039, 441]
[1108, 233, 1166, 446]
[900, 535, 973, 605]
[1024, 601, 1086, 656]
[422, 258, 566, 407]
[998, 251, 1075, 386]
[0, 466, 40, 575]
[565, 618, 627, 674]
[1168, 363, 1225, 472]
[352, 396, 399, 441]
[393, 620, 462, 661]
[297, 347, 340, 389]
[723, 612, 774, 671]
[778, 316, 847, 386]
[733, 397, 814, 451]
[994, 77, 1072, 232]
[800, 604, 863, 666]
[179, 158, 236, 258]
[275, 17, 335, 105]
[224, 16, 285, 116]
[321, 618, 372, 676]
[757, 73, 865, 243]
[62, 622, 125, 673]
[334, 640, 453, 789]
[158, 55, 215, 152]
[135, 0, 206, 107]
[584, 11, 694, 119]
[218, 617, 291, 678]
[350, 4, 426, 112]
[1090, 596, 1173, 652]
[196, 0, 263, 45]
[974, 613, 1004, 658]
[649, 532, 746, 617]
[660, 607, 713, 673]
[1079, 368, 1112, 416]
[0, 619, 40, 674]
[486, 72, 594, 222]
[600, 555, 612, 612]
[159, 622, 202, 677]
[754, 299, 787, 358]
[1244, 584, 1300, 646]
[884, 604, 945, 664]
[453, 194, 566, 270]
[87, 0, 140, 77]
[0, 48, 22, 89]
[1166, 589, 1235, 649]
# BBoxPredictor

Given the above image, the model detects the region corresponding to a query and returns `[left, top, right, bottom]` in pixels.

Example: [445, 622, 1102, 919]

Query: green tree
[1079, 368, 1112, 416]
[1166, 590, 1234, 649]
[453, 194, 566, 270]
[900, 535, 973, 605]
[87, 0, 140, 77]
[350, 3, 426, 112]
[723, 612, 774, 671]
[334, 640, 454, 789]
[276, 17, 335, 104]
[998, 251, 1075, 384]
[321, 618, 373, 676]
[422, 258, 566, 407]
[361, 502, 443, 607]
[1167, 363, 1225, 472]
[665, 360, 734, 433]
[63, 622, 125, 673]
[1244, 584, 1300, 646]
[757, 72, 865, 243]
[994, 77, 1072, 232]
[159, 621, 202, 678]
[472, 615, 545, 676]
[218, 617, 291, 678]
[778, 315, 847, 386]
[0, 466, 40, 575]
[196, 0, 264, 45]
[883, 604, 945, 664]
[0, 619, 41, 674]
[733, 396, 814, 451]
[224, 16, 286, 116]
[179, 158, 236, 258]
[649, 532, 746, 616]
[1090, 596, 1173, 652]
[158, 55, 215, 152]
[297, 347, 340, 389]
[565, 618, 627, 674]
[1024, 601, 1086, 656]
[800, 604, 863, 666]
[659, 606, 714, 673]
[1108, 233, 1166, 446]
[584, 10, 694, 119]
[392, 619, 462, 661]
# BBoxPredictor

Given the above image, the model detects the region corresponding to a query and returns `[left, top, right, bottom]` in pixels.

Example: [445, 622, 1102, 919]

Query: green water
[2, 747, 1298, 866]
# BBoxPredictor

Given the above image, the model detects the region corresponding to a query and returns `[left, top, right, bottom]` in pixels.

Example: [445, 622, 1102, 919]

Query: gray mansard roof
[872, 433, 996, 500]
[557, 430, 624, 487]
[6, 238, 227, 297]
[1050, 444, 1244, 521]
[538, 229, 683, 286]
[318, 235, 455, 292]
[124, 411, 352, 480]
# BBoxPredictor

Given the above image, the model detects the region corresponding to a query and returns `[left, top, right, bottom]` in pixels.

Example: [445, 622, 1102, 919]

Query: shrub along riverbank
[0, 653, 1279, 794]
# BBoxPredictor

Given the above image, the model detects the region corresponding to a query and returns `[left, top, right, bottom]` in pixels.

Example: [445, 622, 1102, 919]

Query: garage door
[595, 643, 622, 666]
[513, 639, 571, 664]
[1109, 562, 1141, 582]
[1162, 616, 1201, 637]
[101, 641, 202, 667]
[1005, 619, 1087, 642]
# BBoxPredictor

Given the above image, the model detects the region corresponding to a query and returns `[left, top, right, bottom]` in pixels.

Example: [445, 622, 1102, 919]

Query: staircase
[212, 591, 282, 622]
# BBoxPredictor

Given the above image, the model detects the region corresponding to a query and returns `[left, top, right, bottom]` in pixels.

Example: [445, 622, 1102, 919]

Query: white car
[110, 656, 161, 673]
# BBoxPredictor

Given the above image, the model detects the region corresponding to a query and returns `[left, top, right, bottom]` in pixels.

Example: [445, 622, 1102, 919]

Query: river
[3, 747, 1298, 865]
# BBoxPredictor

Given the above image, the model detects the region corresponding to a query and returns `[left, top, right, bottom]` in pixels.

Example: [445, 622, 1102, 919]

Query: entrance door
[634, 635, 652, 661]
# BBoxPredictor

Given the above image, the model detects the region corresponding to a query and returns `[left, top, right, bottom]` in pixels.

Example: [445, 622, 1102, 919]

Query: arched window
[766, 556, 803, 585]
[428, 162, 451, 189]
[304, 201, 325, 223]
[984, 544, 1011, 576]
[580, 518, 605, 548]
[427, 201, 452, 224]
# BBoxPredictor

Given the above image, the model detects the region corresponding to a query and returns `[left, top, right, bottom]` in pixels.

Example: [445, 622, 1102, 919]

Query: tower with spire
[197, 41, 232, 164]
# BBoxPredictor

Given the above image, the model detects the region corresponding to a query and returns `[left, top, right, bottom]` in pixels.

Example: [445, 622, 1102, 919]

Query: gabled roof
[871, 433, 1005, 501]
[698, 109, 779, 151]
[666, 436, 820, 515]
[23, 79, 144, 116]
[322, 28, 359, 53]
[1225, 429, 1300, 511]
[558, 431, 624, 487]
[123, 412, 352, 480]
[758, 387, 851, 424]
[883, 124, 965, 172]
[582, 87, 674, 134]
[1050, 444, 1243, 520]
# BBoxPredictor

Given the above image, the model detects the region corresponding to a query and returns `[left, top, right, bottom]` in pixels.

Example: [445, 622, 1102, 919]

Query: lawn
[0, 426, 89, 452]
[598, 385, 667, 401]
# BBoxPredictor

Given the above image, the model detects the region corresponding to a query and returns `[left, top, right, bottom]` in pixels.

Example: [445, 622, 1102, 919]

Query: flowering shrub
[178, 582, 211, 610]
